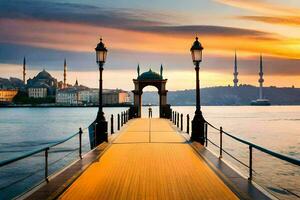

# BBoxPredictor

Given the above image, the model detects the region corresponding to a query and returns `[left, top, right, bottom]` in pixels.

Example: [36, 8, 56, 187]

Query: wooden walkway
[59, 118, 239, 200]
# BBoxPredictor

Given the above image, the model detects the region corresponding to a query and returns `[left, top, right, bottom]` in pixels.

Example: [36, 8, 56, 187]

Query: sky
[1, 0, 300, 90]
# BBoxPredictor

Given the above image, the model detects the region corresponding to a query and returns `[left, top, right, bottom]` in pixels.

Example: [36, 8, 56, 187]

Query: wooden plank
[59, 118, 238, 200]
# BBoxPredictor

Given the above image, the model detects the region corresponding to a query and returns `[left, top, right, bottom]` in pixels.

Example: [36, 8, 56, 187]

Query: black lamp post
[95, 37, 108, 143]
[190, 37, 205, 144]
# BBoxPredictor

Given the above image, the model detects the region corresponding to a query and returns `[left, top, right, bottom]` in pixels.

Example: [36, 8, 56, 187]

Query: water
[0, 107, 128, 199]
[168, 106, 300, 200]
[0, 106, 299, 199]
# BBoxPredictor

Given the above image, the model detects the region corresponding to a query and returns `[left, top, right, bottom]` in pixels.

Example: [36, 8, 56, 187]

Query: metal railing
[171, 111, 300, 181]
[204, 121, 300, 177]
[0, 128, 85, 169]
[0, 127, 90, 200]
[0, 109, 131, 199]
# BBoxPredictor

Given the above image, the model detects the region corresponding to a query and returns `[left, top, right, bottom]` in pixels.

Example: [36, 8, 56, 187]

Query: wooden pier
[59, 118, 238, 200]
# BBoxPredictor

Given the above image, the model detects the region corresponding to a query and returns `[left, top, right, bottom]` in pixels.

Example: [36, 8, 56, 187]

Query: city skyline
[1, 0, 300, 90]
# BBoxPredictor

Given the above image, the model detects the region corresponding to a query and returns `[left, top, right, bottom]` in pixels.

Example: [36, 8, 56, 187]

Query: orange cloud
[238, 16, 300, 27]
[1, 18, 300, 59]
[214, 0, 300, 15]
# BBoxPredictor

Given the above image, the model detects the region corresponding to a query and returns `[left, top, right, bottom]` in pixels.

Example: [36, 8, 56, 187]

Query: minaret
[23, 57, 26, 84]
[63, 58, 67, 88]
[75, 78, 78, 86]
[137, 64, 140, 78]
[258, 54, 264, 99]
[160, 64, 163, 78]
[233, 51, 238, 87]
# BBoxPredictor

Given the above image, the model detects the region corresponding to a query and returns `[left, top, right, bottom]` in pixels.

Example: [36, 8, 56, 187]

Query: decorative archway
[132, 65, 171, 118]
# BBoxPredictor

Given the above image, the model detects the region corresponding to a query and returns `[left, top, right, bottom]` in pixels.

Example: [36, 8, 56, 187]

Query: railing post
[205, 123, 208, 147]
[94, 123, 97, 148]
[111, 114, 114, 134]
[45, 147, 49, 182]
[121, 112, 123, 126]
[124, 111, 126, 123]
[220, 126, 223, 158]
[174, 111, 176, 123]
[177, 113, 179, 128]
[174, 111, 177, 125]
[186, 114, 190, 133]
[79, 127, 82, 159]
[117, 114, 120, 130]
[180, 114, 183, 131]
[173, 111, 175, 123]
[249, 145, 253, 181]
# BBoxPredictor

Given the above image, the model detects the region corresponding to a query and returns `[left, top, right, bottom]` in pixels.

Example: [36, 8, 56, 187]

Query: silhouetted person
[148, 107, 152, 118]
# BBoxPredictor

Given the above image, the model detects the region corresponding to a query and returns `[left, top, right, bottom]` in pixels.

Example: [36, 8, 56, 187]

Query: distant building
[78, 89, 130, 105]
[27, 70, 57, 98]
[0, 77, 25, 104]
[79, 89, 98, 104]
[56, 86, 131, 105]
[0, 77, 25, 90]
[0, 89, 18, 104]
[28, 87, 48, 98]
[56, 87, 80, 105]
[56, 80, 88, 105]
[103, 89, 130, 105]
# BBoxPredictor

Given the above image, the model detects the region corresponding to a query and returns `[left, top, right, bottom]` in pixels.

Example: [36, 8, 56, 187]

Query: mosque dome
[36, 69, 52, 79]
[138, 69, 162, 80]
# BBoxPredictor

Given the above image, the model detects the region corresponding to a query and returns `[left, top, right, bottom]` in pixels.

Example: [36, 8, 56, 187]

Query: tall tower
[23, 57, 26, 84]
[233, 51, 238, 87]
[160, 64, 163, 78]
[63, 58, 67, 88]
[137, 64, 140, 78]
[258, 54, 264, 99]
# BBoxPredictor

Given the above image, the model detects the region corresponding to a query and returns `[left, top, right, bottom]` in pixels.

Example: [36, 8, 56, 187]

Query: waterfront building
[0, 77, 25, 104]
[79, 89, 99, 104]
[56, 80, 88, 105]
[56, 87, 80, 105]
[28, 87, 48, 98]
[0, 77, 25, 90]
[233, 51, 238, 87]
[56, 87, 131, 106]
[27, 69, 57, 98]
[0, 89, 18, 104]
[103, 89, 131, 105]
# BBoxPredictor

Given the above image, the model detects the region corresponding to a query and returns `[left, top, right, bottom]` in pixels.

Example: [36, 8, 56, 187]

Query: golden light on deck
[60, 119, 239, 200]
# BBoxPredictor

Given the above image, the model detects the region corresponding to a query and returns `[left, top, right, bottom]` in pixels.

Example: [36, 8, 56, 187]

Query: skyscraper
[233, 51, 238, 87]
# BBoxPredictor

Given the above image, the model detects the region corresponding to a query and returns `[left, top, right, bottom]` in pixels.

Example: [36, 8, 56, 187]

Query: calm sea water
[0, 106, 299, 199]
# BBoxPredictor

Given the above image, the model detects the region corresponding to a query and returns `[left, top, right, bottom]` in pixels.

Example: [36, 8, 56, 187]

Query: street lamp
[190, 37, 205, 144]
[95, 37, 108, 143]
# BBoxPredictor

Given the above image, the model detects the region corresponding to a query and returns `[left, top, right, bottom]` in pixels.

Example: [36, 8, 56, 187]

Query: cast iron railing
[0, 109, 130, 200]
[172, 111, 300, 199]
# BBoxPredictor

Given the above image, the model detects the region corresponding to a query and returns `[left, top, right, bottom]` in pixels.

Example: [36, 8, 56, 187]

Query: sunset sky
[1, 0, 300, 90]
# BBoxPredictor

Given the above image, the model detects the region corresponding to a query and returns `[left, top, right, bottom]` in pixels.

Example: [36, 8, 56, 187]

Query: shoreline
[1, 104, 300, 108]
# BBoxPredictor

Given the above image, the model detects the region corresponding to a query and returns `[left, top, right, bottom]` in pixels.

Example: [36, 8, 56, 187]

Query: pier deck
[59, 118, 238, 200]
